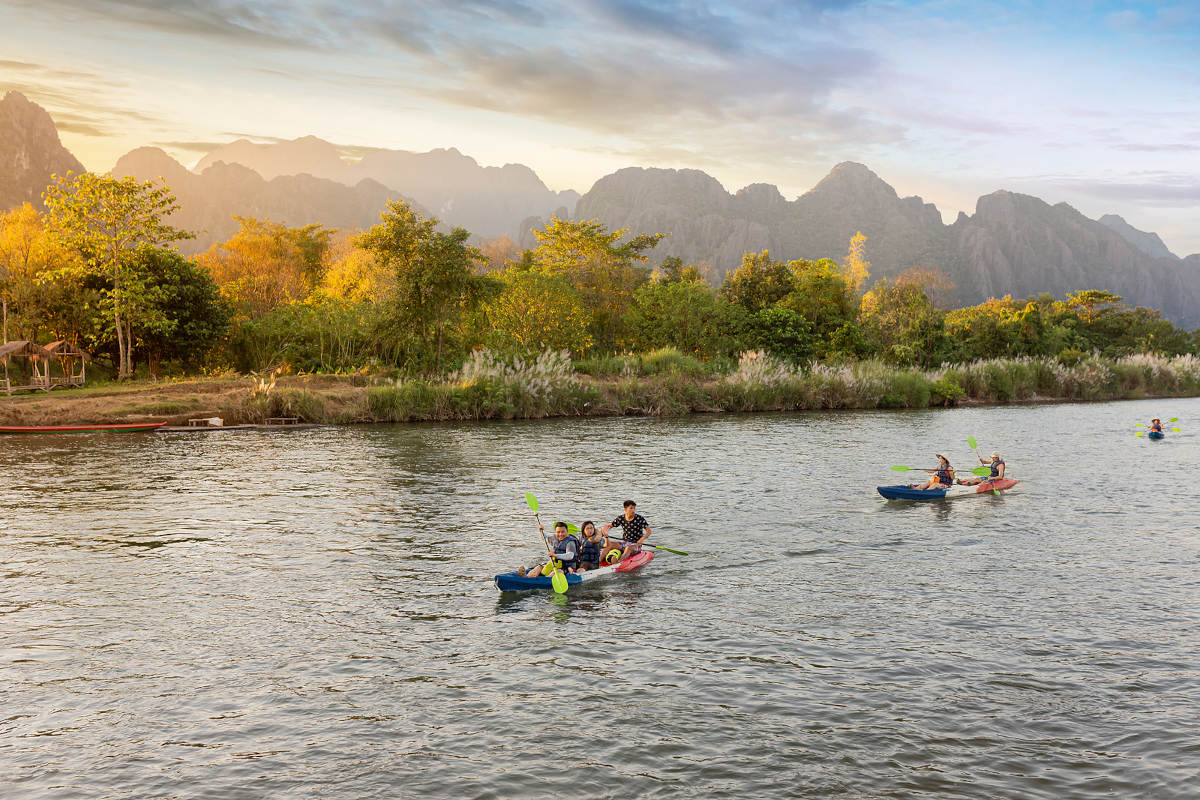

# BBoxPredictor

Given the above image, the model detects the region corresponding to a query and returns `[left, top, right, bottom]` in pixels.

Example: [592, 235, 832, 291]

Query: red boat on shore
[0, 422, 166, 434]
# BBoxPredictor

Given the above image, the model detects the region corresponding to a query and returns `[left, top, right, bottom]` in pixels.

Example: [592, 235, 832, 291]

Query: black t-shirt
[610, 513, 648, 542]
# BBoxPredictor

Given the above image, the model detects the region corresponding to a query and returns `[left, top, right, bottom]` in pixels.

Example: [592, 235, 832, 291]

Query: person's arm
[997, 463, 1005, 478]
[979, 455, 988, 464]
[638, 524, 651, 545]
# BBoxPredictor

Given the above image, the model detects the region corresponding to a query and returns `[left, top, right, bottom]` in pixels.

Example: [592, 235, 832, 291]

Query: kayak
[877, 477, 1018, 501]
[1147, 431, 1165, 440]
[0, 422, 167, 433]
[495, 550, 654, 592]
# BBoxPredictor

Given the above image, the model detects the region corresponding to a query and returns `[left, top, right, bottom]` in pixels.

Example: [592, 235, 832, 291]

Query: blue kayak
[1148, 430, 1165, 440]
[878, 477, 1017, 501]
[495, 550, 654, 592]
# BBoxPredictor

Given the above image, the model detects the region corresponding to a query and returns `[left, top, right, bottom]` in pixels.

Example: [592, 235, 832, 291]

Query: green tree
[859, 267, 950, 367]
[780, 258, 860, 356]
[1064, 290, 1123, 324]
[720, 250, 793, 312]
[43, 172, 191, 378]
[628, 277, 737, 358]
[477, 266, 593, 354]
[737, 306, 815, 363]
[132, 249, 230, 377]
[530, 216, 663, 350]
[357, 200, 494, 373]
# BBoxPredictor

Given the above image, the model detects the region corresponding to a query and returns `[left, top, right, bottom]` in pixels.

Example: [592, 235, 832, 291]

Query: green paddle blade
[1171, 427, 1181, 432]
[566, 523, 580, 535]
[1134, 423, 1145, 427]
[1135, 431, 1145, 437]
[525, 492, 539, 514]
[550, 569, 568, 593]
[970, 466, 992, 476]
[1169, 417, 1179, 422]
[891, 465, 917, 471]
[967, 435, 978, 450]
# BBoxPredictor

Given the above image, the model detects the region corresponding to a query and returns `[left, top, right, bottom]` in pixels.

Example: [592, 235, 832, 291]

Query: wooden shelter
[0, 340, 54, 395]
[44, 341, 89, 388]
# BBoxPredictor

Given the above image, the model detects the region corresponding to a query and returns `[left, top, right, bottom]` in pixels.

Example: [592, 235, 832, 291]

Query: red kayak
[0, 422, 167, 433]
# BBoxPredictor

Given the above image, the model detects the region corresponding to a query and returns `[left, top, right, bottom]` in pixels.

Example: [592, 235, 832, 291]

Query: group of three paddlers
[517, 500, 650, 578]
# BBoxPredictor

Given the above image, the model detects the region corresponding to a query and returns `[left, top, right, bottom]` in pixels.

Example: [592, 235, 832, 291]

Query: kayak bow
[877, 478, 1018, 501]
[495, 550, 654, 592]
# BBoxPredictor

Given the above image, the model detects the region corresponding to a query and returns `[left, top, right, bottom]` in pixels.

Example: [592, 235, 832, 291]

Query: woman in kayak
[912, 454, 955, 490]
[517, 521, 579, 577]
[601, 500, 651, 563]
[576, 520, 604, 572]
[960, 451, 1005, 486]
[1150, 418, 1163, 434]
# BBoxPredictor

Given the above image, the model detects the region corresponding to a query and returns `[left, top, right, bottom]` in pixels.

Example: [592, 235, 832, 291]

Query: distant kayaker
[601, 500, 651, 562]
[912, 454, 955, 490]
[960, 451, 1005, 486]
[517, 521, 579, 577]
[1150, 418, 1163, 433]
[576, 521, 604, 572]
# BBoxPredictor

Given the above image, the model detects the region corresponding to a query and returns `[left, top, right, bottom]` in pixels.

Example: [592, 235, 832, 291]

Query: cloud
[1016, 172, 1200, 208]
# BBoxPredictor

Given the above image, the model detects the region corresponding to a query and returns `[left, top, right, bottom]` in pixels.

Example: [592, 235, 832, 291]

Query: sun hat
[991, 451, 1002, 459]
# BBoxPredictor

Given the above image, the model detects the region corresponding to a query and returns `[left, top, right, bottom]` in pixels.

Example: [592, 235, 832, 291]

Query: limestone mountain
[113, 147, 417, 255]
[194, 138, 579, 240]
[566, 162, 1200, 327]
[0, 90, 85, 211]
[1097, 214, 1175, 259]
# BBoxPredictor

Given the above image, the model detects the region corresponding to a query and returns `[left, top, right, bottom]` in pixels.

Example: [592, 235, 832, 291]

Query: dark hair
[623, 500, 636, 508]
[554, 521, 567, 530]
[581, 520, 595, 536]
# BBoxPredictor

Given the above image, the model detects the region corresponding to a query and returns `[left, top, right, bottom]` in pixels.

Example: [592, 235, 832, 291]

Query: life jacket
[551, 534, 580, 568]
[935, 466, 952, 486]
[989, 459, 1004, 478]
[1151, 422, 1163, 432]
[579, 533, 602, 564]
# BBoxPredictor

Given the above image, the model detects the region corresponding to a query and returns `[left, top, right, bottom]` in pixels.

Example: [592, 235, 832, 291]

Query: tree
[841, 231, 870, 293]
[530, 216, 663, 350]
[43, 172, 191, 379]
[200, 217, 333, 320]
[477, 266, 593, 354]
[628, 276, 737, 358]
[1064, 290, 1123, 324]
[132, 249, 230, 377]
[357, 200, 494, 373]
[720, 251, 793, 312]
[780, 258, 860, 355]
[737, 306, 814, 363]
[0, 204, 50, 343]
[859, 267, 950, 367]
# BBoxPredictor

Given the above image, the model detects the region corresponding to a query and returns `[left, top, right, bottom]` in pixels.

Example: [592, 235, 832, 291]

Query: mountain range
[1, 90, 1197, 326]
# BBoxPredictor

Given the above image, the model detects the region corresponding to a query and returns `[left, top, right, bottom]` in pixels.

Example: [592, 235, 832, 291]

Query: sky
[2, 0, 1198, 254]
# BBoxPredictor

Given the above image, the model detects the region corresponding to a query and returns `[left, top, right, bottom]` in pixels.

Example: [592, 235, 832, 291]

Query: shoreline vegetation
[3, 349, 1197, 428]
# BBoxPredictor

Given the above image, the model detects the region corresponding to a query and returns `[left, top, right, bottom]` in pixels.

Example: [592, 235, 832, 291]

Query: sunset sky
[2, 0, 1198, 254]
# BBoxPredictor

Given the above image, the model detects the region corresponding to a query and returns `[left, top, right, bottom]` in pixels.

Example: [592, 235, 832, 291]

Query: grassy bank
[3, 350, 1198, 427]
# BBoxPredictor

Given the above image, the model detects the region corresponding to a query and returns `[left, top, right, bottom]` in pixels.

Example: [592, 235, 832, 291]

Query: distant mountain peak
[0, 90, 86, 210]
[1098, 213, 1175, 259]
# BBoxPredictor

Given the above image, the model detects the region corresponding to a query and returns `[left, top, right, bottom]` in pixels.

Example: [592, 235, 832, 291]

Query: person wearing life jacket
[517, 522, 579, 577]
[1150, 418, 1163, 433]
[576, 520, 604, 571]
[961, 451, 1005, 486]
[913, 454, 955, 490]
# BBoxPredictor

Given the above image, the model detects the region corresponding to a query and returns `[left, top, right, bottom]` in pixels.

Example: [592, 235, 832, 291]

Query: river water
[2, 398, 1198, 799]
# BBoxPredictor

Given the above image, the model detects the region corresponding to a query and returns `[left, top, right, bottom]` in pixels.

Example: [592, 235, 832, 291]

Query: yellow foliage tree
[841, 231, 870, 293]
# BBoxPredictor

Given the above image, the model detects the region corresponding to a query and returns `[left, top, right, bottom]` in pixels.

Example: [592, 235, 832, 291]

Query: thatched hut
[44, 341, 90, 388]
[0, 340, 54, 395]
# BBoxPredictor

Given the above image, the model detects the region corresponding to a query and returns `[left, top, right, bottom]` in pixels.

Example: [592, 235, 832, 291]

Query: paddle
[567, 522, 688, 556]
[891, 465, 992, 477]
[524, 492, 567, 594]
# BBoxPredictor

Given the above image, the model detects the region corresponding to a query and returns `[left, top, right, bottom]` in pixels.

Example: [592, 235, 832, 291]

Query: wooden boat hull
[0, 422, 167, 433]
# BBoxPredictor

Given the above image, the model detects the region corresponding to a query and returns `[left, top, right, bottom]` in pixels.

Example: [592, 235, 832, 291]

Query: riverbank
[2, 351, 1198, 427]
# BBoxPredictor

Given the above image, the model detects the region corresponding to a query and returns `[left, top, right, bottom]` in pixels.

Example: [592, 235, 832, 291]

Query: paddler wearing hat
[912, 454, 955, 490]
[960, 451, 1005, 486]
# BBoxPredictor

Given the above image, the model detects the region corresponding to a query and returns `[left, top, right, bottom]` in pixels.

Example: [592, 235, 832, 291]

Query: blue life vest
[579, 534, 602, 564]
[989, 459, 1004, 478]
[1151, 422, 1163, 432]
[551, 535, 580, 568]
[935, 466, 952, 485]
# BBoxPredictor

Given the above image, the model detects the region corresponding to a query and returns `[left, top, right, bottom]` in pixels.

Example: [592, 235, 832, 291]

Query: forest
[2, 173, 1197, 393]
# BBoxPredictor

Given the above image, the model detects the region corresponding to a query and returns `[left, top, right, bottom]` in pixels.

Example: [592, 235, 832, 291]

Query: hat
[991, 451, 1002, 460]
[935, 453, 948, 461]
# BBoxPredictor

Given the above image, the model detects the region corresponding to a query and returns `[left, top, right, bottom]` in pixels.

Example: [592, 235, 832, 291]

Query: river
[2, 397, 1198, 799]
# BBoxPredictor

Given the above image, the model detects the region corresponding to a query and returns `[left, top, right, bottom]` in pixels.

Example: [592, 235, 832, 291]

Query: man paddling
[601, 500, 651, 563]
